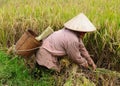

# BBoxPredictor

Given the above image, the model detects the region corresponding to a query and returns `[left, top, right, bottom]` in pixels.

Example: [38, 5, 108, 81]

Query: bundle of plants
[51, 58, 120, 86]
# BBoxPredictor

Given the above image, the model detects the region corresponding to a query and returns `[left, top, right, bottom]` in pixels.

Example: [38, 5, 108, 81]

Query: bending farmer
[36, 13, 96, 72]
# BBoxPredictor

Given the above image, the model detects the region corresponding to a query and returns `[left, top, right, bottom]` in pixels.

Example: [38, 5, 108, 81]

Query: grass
[0, 51, 120, 85]
[0, 0, 120, 54]
[0, 0, 119, 59]
[0, 51, 55, 86]
[0, 0, 120, 85]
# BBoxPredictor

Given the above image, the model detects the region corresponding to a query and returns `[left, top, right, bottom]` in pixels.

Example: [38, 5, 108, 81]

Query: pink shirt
[39, 28, 92, 66]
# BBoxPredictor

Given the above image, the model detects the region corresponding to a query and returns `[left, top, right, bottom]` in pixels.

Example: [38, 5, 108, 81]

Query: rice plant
[0, 0, 120, 85]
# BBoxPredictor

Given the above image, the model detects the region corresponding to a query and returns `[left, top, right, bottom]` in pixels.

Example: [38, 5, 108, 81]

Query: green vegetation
[0, 0, 120, 69]
[0, 51, 120, 86]
[0, 0, 120, 85]
[0, 51, 55, 86]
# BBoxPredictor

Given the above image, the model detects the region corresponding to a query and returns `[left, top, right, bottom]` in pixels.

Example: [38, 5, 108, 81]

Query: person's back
[41, 28, 79, 56]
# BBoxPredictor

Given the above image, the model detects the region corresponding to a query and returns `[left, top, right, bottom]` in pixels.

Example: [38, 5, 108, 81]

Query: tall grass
[0, 0, 120, 70]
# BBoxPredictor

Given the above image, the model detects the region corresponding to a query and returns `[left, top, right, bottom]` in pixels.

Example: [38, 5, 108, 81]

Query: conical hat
[64, 13, 96, 32]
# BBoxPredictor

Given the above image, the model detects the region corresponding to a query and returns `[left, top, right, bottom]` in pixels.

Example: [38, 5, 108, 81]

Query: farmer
[36, 13, 96, 72]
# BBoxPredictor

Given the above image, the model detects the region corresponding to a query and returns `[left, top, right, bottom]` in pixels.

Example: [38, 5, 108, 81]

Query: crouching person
[36, 13, 96, 72]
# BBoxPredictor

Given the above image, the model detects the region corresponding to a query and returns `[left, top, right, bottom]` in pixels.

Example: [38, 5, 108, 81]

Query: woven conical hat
[64, 13, 96, 32]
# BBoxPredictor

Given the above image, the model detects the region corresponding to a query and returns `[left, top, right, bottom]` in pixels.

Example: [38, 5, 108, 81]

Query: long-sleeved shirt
[36, 28, 93, 70]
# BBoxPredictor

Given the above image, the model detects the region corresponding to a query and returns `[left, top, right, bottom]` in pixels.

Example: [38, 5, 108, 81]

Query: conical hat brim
[64, 13, 96, 32]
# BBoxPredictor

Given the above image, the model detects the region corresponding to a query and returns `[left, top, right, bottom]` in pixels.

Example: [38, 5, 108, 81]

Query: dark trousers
[31, 63, 55, 79]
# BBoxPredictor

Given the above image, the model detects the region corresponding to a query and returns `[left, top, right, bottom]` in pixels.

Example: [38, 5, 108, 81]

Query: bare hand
[91, 63, 96, 70]
[88, 60, 96, 70]
[81, 61, 89, 69]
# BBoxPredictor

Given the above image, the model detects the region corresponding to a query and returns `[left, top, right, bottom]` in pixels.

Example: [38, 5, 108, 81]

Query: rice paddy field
[0, 0, 120, 86]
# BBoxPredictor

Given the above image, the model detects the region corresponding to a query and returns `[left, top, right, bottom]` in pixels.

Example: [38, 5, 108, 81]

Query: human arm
[79, 39, 96, 70]
[66, 41, 89, 68]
